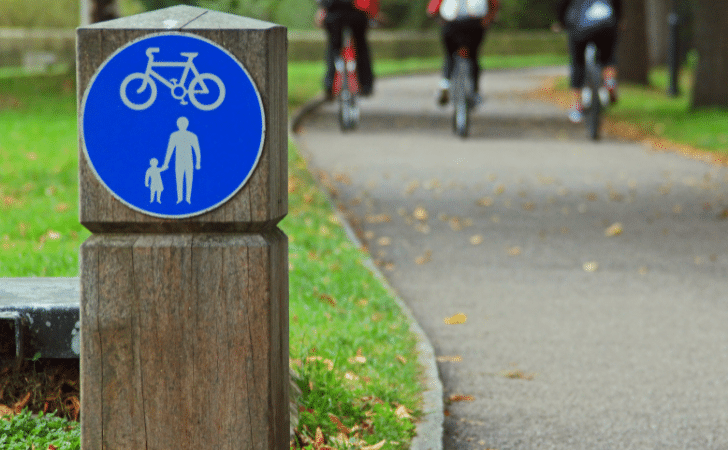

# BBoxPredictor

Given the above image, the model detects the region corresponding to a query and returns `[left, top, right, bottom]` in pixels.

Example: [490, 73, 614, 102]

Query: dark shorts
[441, 19, 486, 91]
[323, 8, 374, 94]
[569, 26, 618, 88]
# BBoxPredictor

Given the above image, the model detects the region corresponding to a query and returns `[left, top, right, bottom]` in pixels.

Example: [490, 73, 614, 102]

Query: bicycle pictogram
[120, 47, 226, 111]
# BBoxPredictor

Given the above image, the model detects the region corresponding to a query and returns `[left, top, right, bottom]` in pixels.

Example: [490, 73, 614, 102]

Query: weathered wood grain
[77, 6, 287, 233]
[81, 232, 289, 449]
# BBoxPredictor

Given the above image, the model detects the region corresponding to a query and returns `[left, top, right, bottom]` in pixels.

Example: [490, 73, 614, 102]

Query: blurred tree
[90, 0, 120, 22]
[617, 0, 649, 84]
[691, 0, 728, 107]
[198, 0, 275, 21]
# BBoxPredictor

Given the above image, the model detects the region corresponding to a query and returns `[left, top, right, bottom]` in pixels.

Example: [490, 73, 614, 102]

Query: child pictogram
[145, 157, 164, 203]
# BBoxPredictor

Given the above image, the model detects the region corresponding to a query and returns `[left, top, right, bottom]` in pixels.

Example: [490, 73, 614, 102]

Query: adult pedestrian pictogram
[161, 116, 202, 204]
[81, 33, 265, 219]
[120, 47, 226, 111]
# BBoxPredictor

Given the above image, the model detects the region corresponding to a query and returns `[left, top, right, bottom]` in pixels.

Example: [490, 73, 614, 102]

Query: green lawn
[608, 68, 728, 155]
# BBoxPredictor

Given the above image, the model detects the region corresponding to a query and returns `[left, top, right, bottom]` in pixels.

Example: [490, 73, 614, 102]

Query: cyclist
[556, 0, 622, 123]
[316, 0, 381, 100]
[427, 0, 500, 106]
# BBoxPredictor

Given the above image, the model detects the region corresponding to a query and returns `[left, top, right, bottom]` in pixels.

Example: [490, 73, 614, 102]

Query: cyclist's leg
[348, 10, 374, 96]
[595, 27, 619, 103]
[441, 22, 457, 80]
[436, 20, 458, 105]
[323, 11, 344, 98]
[463, 19, 485, 96]
[568, 34, 588, 123]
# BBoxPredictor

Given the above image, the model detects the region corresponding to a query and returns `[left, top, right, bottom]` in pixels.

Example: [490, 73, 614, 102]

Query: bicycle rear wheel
[451, 56, 472, 138]
[337, 28, 359, 132]
[338, 89, 359, 131]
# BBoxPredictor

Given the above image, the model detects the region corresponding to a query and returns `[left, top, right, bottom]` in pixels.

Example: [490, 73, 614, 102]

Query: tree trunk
[617, 0, 649, 84]
[90, 0, 120, 23]
[692, 0, 728, 108]
[645, 0, 669, 66]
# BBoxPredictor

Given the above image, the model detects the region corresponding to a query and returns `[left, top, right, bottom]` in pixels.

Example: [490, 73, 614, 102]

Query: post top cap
[79, 5, 282, 31]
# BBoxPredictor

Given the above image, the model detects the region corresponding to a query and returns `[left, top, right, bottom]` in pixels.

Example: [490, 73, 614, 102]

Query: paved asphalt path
[293, 67, 728, 450]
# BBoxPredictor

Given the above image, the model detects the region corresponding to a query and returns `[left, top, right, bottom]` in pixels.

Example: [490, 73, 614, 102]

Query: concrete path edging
[290, 99, 444, 450]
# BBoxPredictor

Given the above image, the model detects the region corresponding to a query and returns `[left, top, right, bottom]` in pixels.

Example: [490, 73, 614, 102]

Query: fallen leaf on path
[507, 246, 522, 256]
[377, 237, 391, 246]
[583, 261, 599, 272]
[605, 222, 623, 237]
[449, 217, 464, 231]
[477, 196, 494, 207]
[415, 251, 432, 265]
[501, 369, 535, 380]
[470, 235, 484, 245]
[443, 313, 467, 325]
[449, 394, 474, 402]
[405, 181, 420, 195]
[366, 214, 391, 224]
[333, 172, 351, 185]
[436, 355, 463, 363]
[413, 206, 428, 221]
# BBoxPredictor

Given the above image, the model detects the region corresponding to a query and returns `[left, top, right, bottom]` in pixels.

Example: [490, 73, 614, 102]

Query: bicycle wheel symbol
[187, 74, 225, 111]
[120, 72, 226, 111]
[120, 73, 157, 111]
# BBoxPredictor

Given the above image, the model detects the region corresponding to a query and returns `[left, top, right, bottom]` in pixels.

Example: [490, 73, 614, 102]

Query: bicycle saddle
[180, 52, 199, 58]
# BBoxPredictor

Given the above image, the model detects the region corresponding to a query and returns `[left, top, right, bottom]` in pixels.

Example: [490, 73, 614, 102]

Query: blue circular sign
[81, 33, 265, 218]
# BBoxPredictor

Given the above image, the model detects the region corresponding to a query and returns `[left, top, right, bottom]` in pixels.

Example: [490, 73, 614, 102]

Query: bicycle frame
[139, 48, 207, 101]
[334, 28, 360, 131]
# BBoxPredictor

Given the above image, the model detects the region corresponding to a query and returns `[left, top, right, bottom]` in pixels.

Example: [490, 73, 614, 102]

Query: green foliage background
[0, 0, 560, 30]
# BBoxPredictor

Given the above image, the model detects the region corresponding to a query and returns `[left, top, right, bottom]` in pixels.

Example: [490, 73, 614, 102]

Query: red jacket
[355, 0, 380, 17]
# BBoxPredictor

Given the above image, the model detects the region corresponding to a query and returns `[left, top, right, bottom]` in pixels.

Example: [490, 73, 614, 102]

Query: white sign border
[80, 31, 266, 219]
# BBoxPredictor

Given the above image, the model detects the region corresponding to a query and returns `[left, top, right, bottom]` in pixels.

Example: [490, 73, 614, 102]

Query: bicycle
[333, 27, 360, 131]
[120, 47, 226, 111]
[582, 42, 610, 140]
[451, 47, 476, 139]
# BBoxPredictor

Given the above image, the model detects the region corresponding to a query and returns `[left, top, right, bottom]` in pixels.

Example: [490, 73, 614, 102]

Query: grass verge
[540, 64, 728, 159]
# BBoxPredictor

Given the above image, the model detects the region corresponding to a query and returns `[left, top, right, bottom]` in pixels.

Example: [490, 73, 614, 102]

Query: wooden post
[77, 6, 288, 450]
